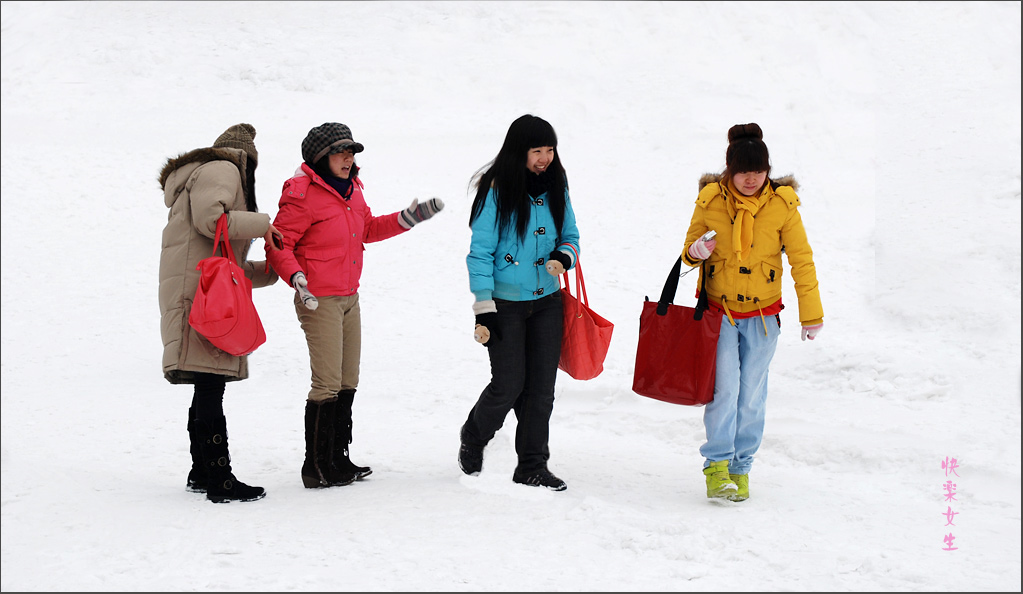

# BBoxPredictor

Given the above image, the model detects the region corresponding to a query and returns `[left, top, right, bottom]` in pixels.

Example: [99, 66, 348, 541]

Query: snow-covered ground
[2, 1, 1020, 591]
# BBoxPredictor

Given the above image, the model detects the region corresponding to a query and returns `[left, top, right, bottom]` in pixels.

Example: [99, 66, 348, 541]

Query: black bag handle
[655, 257, 709, 320]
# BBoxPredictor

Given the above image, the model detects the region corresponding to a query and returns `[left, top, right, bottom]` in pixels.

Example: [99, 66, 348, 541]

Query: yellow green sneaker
[728, 473, 749, 502]
[703, 460, 738, 498]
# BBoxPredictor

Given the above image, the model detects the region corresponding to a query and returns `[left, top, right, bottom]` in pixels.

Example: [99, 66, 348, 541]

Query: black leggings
[191, 372, 226, 423]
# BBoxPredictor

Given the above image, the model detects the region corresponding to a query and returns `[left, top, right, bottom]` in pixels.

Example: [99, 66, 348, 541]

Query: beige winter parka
[682, 174, 823, 326]
[158, 147, 278, 384]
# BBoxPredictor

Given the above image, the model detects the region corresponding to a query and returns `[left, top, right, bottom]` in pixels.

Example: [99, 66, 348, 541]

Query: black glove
[474, 312, 501, 347]
[545, 249, 572, 276]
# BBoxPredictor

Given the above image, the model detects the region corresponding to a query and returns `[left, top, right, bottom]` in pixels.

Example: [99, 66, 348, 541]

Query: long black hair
[468, 114, 568, 241]
[245, 156, 258, 212]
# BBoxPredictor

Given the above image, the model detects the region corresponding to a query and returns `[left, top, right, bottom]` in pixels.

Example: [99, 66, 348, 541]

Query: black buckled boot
[186, 405, 209, 493]
[334, 389, 372, 479]
[195, 416, 266, 503]
[303, 398, 356, 488]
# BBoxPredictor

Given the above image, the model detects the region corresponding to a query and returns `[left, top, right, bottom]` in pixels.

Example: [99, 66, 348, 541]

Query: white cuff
[472, 299, 497, 315]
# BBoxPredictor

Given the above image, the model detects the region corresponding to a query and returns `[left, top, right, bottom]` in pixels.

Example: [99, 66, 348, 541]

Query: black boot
[303, 398, 356, 488]
[334, 389, 372, 480]
[186, 405, 209, 493]
[458, 425, 484, 476]
[195, 416, 266, 503]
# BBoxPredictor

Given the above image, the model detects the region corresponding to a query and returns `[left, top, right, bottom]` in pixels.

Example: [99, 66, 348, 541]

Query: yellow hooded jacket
[682, 174, 823, 326]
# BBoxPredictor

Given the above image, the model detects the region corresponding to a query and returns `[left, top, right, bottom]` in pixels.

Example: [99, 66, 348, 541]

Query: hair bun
[727, 123, 763, 144]
[724, 123, 770, 175]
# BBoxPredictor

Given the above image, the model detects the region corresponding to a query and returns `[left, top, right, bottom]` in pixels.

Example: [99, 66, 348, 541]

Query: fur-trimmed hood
[158, 146, 246, 190]
[698, 172, 799, 192]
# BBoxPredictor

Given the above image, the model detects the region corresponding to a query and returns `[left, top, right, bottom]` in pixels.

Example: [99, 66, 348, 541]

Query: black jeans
[462, 292, 563, 473]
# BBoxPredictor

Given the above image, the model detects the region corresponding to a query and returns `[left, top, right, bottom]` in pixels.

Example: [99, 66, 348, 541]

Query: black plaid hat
[302, 122, 364, 165]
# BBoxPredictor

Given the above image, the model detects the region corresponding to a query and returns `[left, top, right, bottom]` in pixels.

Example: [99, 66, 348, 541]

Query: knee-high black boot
[195, 415, 266, 503]
[186, 405, 208, 493]
[334, 389, 372, 479]
[303, 398, 357, 488]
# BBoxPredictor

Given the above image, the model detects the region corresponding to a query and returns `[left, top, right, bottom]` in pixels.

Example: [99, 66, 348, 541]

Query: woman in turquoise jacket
[459, 114, 580, 491]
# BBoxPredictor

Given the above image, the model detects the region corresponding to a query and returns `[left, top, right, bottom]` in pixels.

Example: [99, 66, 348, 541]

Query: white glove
[292, 272, 318, 310]
[801, 323, 823, 341]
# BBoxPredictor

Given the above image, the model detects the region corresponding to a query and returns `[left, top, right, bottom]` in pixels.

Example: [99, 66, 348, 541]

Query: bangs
[521, 116, 558, 149]
[527, 126, 558, 149]
[727, 139, 770, 173]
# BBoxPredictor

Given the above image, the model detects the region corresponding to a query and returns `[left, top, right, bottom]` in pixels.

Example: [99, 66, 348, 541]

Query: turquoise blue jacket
[467, 187, 581, 302]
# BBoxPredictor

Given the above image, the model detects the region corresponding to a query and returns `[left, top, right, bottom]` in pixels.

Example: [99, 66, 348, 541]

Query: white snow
[2, 1, 1020, 591]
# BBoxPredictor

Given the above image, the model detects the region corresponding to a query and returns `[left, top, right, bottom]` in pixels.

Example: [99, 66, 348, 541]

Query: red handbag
[188, 213, 266, 356]
[557, 246, 614, 380]
[632, 258, 722, 405]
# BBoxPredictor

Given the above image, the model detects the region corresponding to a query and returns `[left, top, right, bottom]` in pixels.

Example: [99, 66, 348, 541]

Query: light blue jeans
[700, 314, 781, 475]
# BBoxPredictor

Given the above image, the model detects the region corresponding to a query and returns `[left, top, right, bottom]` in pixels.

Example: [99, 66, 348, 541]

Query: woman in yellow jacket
[681, 123, 823, 502]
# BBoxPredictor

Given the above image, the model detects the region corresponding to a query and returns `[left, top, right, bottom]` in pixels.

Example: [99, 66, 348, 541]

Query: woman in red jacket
[267, 122, 444, 489]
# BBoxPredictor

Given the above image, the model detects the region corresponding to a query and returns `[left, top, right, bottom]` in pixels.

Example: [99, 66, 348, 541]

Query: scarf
[527, 171, 550, 199]
[725, 179, 768, 262]
[323, 174, 353, 200]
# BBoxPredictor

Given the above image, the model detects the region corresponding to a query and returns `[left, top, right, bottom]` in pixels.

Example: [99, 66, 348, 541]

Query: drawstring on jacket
[752, 297, 768, 337]
[720, 296, 737, 327]
[720, 296, 769, 336]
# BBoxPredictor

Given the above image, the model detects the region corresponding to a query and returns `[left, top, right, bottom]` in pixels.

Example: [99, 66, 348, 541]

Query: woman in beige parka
[681, 123, 823, 503]
[158, 123, 281, 503]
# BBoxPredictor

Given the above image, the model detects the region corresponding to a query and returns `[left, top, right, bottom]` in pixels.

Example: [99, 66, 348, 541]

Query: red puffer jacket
[267, 163, 407, 296]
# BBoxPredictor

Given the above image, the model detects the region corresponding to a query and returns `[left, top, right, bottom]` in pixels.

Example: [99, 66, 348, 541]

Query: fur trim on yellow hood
[698, 173, 799, 192]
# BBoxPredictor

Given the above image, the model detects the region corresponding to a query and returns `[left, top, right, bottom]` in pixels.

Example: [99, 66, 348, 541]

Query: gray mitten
[398, 198, 445, 229]
[292, 272, 318, 310]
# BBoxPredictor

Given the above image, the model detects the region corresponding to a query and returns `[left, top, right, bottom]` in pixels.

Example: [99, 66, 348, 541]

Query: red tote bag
[632, 257, 722, 406]
[188, 213, 267, 356]
[557, 246, 614, 380]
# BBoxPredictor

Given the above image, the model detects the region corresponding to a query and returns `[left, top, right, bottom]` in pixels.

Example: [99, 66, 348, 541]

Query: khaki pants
[295, 293, 361, 402]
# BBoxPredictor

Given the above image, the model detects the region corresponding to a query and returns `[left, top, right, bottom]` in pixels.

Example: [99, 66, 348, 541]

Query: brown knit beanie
[214, 123, 259, 166]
